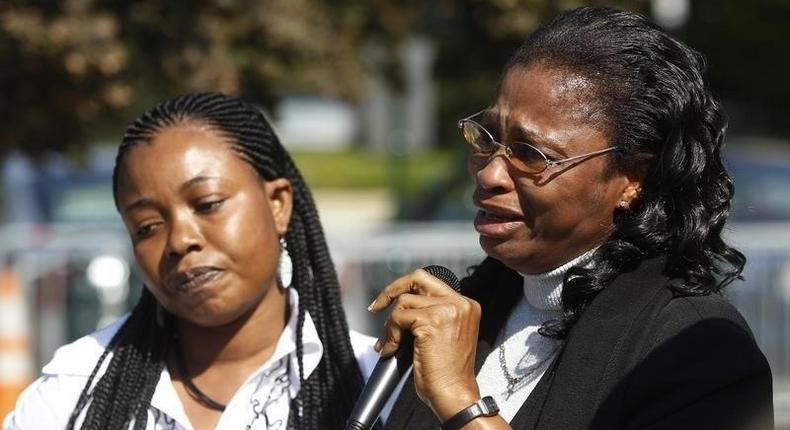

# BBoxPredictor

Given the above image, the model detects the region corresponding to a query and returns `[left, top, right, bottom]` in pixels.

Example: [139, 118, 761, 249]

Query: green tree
[1, 1, 130, 156]
[0, 0, 389, 156]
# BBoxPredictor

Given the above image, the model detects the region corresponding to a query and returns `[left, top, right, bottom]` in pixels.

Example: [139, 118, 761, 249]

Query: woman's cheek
[133, 246, 160, 289]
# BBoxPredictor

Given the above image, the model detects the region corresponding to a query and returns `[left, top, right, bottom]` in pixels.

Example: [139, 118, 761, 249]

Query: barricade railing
[0, 221, 788, 421]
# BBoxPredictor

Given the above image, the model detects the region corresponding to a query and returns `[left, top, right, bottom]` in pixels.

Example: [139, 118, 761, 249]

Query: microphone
[346, 265, 461, 430]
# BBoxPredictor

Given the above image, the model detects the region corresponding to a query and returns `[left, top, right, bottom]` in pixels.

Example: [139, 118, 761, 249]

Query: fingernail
[374, 340, 381, 352]
[367, 299, 377, 312]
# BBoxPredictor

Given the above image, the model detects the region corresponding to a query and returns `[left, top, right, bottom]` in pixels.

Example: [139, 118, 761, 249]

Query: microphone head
[421, 265, 461, 292]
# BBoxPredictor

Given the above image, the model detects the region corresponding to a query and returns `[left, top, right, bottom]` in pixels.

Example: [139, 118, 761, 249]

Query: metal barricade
[328, 221, 790, 425]
[0, 221, 788, 423]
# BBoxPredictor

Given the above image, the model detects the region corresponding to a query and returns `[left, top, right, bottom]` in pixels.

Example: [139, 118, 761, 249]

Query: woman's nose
[474, 151, 514, 193]
[166, 213, 204, 258]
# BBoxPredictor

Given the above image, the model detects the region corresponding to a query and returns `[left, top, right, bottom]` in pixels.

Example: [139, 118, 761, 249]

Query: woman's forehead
[489, 65, 606, 137]
[495, 65, 597, 109]
[116, 125, 256, 195]
[127, 127, 229, 167]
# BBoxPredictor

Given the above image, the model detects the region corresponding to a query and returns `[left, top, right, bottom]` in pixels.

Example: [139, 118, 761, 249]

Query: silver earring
[618, 200, 629, 210]
[278, 237, 293, 289]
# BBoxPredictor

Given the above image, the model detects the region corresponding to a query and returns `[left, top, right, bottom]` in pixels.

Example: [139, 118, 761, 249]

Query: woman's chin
[480, 235, 524, 263]
[172, 303, 245, 329]
[479, 235, 549, 274]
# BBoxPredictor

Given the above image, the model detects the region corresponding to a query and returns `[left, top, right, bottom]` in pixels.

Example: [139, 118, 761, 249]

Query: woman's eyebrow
[123, 175, 221, 213]
[510, 124, 562, 152]
[484, 110, 560, 149]
[178, 175, 220, 192]
[514, 126, 548, 143]
[124, 197, 155, 214]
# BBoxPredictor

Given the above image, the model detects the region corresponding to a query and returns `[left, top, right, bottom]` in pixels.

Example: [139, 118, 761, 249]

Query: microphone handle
[346, 336, 414, 430]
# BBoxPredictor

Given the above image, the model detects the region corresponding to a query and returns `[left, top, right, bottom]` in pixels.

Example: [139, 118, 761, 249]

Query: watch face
[481, 396, 500, 415]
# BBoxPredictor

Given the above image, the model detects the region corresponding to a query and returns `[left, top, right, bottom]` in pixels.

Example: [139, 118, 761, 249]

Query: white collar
[43, 287, 324, 396]
[149, 287, 323, 424]
[519, 249, 597, 311]
[36, 288, 381, 430]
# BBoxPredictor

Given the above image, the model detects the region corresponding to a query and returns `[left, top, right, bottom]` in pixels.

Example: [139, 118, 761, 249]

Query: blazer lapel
[472, 262, 523, 373]
[525, 257, 671, 430]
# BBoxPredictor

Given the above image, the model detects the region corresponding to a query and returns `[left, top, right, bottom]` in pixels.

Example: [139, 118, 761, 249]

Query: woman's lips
[171, 268, 223, 293]
[474, 209, 523, 237]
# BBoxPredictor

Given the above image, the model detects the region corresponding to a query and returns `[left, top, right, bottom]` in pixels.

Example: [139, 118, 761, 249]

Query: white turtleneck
[476, 250, 596, 423]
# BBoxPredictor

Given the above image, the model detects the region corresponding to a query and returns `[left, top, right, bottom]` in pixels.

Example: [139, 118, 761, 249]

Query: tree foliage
[7, 0, 785, 158]
[1, 0, 389, 155]
[1, 1, 130, 156]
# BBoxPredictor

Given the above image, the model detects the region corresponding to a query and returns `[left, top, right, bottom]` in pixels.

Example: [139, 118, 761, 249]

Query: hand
[368, 268, 483, 420]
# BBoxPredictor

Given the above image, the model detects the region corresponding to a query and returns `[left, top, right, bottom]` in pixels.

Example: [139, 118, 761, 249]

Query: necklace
[173, 338, 227, 412]
[497, 316, 560, 399]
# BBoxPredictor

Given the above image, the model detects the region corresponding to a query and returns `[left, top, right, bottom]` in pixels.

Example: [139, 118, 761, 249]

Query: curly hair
[500, 7, 745, 338]
[67, 92, 364, 429]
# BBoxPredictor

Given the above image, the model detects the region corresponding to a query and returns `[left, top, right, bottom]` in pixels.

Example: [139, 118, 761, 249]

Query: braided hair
[67, 92, 364, 429]
[499, 7, 745, 338]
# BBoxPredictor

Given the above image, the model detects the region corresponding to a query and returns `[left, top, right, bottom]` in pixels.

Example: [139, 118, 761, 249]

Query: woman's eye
[195, 199, 225, 213]
[136, 223, 160, 239]
[534, 147, 559, 162]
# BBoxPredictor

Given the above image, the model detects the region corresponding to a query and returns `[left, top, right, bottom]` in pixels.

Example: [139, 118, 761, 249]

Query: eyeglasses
[458, 110, 617, 174]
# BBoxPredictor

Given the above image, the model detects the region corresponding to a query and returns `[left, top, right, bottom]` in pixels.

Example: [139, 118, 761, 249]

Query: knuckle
[385, 326, 400, 343]
[430, 305, 457, 327]
[457, 297, 480, 316]
[386, 334, 399, 345]
[412, 325, 432, 339]
[457, 298, 473, 314]
[426, 313, 442, 327]
[393, 296, 405, 310]
[436, 304, 458, 322]
[469, 298, 482, 317]
[414, 270, 432, 289]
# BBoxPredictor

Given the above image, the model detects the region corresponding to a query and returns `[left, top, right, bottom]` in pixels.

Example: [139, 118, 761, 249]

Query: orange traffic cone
[0, 263, 33, 418]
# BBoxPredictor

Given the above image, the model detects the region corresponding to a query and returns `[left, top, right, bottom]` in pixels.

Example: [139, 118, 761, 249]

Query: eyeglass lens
[461, 121, 548, 173]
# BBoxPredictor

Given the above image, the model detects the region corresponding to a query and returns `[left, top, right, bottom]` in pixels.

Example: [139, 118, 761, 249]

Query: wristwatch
[442, 396, 500, 430]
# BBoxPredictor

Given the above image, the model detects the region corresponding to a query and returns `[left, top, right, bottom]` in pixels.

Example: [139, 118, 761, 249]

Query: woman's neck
[520, 248, 597, 311]
[174, 284, 290, 369]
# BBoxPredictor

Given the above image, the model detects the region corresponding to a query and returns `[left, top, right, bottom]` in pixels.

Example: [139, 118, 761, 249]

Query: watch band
[442, 396, 500, 430]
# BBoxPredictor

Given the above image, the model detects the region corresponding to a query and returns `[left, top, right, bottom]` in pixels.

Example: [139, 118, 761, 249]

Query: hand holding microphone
[347, 265, 484, 429]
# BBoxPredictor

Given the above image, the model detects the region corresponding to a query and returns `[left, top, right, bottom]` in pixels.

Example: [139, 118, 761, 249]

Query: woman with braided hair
[4, 92, 380, 430]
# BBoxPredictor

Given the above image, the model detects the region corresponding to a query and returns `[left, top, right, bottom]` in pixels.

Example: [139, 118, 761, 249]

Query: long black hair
[498, 7, 745, 338]
[67, 93, 364, 429]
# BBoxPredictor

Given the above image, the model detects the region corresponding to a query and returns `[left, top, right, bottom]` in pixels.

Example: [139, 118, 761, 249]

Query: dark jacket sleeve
[608, 295, 773, 430]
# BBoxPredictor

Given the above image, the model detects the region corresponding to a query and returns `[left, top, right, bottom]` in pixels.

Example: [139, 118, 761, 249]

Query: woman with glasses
[369, 7, 773, 430]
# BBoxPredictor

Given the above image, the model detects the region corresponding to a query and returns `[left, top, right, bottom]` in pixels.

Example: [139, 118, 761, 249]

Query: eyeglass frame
[457, 110, 618, 174]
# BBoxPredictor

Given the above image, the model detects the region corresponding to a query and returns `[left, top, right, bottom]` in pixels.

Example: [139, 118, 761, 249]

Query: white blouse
[3, 288, 382, 430]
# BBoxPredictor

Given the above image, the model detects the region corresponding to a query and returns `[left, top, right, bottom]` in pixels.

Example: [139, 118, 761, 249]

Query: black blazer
[383, 257, 774, 430]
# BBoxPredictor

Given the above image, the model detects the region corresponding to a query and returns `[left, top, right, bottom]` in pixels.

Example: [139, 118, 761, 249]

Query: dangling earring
[278, 237, 293, 289]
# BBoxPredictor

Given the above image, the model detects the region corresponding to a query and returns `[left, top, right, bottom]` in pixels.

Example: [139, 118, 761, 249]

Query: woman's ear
[618, 182, 642, 209]
[617, 161, 649, 209]
[264, 177, 293, 236]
